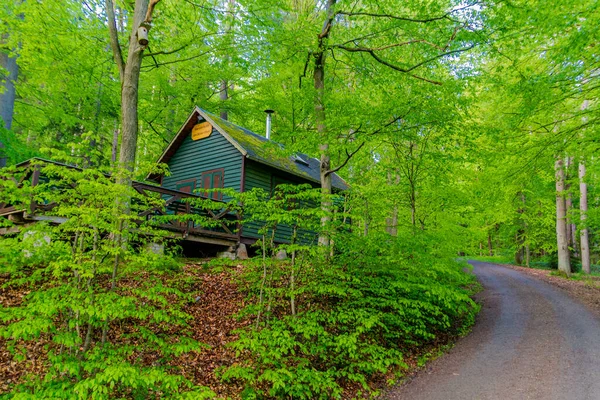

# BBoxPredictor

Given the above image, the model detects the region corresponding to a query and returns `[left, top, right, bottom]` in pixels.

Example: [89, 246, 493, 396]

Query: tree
[273, 0, 479, 246]
[106, 0, 162, 173]
[0, 4, 20, 168]
[579, 160, 590, 274]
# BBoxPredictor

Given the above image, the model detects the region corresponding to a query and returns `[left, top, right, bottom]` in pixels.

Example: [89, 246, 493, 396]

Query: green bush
[222, 231, 479, 398]
[0, 163, 213, 398]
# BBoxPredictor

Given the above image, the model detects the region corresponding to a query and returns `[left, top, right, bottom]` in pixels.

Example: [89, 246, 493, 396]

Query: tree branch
[144, 0, 162, 24]
[319, 0, 338, 39]
[336, 2, 480, 23]
[105, 0, 125, 83]
[336, 10, 451, 23]
[334, 40, 438, 53]
[340, 44, 475, 85]
[143, 43, 190, 58]
[325, 141, 365, 176]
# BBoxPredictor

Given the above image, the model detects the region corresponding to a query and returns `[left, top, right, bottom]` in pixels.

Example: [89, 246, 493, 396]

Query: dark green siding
[162, 127, 242, 199]
[242, 160, 317, 244]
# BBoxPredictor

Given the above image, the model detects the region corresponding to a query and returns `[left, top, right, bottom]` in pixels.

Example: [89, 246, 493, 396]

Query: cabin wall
[161, 127, 242, 199]
[242, 160, 317, 245]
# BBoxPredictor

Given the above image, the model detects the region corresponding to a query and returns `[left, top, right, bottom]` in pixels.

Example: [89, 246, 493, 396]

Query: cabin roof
[150, 107, 348, 190]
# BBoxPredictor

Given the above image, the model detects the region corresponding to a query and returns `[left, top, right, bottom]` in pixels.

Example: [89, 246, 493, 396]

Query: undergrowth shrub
[222, 227, 480, 399]
[0, 162, 213, 398]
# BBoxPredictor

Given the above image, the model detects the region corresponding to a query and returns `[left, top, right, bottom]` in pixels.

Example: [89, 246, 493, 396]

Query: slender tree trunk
[290, 225, 297, 316]
[555, 158, 571, 275]
[219, 0, 235, 121]
[106, 0, 161, 173]
[516, 192, 526, 265]
[0, 45, 18, 167]
[488, 231, 493, 256]
[219, 79, 228, 120]
[314, 0, 336, 247]
[515, 232, 524, 265]
[363, 199, 369, 236]
[410, 196, 416, 228]
[386, 172, 400, 236]
[118, 5, 146, 172]
[564, 157, 578, 255]
[111, 122, 119, 166]
[579, 161, 590, 274]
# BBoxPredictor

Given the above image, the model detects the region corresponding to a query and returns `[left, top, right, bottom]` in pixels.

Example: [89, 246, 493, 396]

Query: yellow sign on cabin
[191, 122, 212, 140]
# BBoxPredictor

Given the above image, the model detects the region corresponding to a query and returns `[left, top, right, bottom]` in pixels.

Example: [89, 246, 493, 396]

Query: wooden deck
[0, 160, 239, 247]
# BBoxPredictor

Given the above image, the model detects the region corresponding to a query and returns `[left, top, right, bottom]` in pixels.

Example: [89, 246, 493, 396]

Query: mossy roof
[151, 107, 348, 191]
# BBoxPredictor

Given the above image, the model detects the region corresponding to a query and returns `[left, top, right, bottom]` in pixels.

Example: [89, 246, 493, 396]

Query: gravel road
[385, 261, 600, 400]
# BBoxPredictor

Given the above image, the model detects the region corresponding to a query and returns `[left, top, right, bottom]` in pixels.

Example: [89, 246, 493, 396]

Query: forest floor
[384, 261, 600, 400]
[0, 262, 250, 397]
[1, 260, 473, 399]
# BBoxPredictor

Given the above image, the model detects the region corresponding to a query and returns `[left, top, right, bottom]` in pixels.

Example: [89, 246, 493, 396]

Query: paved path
[385, 261, 600, 400]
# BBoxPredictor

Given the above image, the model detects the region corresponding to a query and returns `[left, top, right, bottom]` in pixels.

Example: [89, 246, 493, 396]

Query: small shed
[147, 106, 348, 245]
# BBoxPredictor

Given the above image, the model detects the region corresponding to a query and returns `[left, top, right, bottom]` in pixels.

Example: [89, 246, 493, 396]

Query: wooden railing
[131, 182, 239, 242]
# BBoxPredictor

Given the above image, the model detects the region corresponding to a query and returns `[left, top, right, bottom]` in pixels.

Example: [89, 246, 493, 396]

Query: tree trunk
[111, 122, 119, 166]
[314, 0, 336, 247]
[219, 79, 228, 120]
[0, 46, 18, 167]
[118, 2, 148, 172]
[579, 161, 590, 274]
[564, 157, 578, 255]
[516, 192, 526, 266]
[488, 231, 493, 256]
[555, 158, 571, 275]
[106, 0, 161, 173]
[219, 0, 235, 121]
[318, 143, 332, 246]
[386, 173, 399, 236]
[515, 232, 524, 265]
[363, 199, 369, 236]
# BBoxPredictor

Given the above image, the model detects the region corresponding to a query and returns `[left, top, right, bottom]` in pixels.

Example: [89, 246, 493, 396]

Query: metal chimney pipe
[264, 109, 274, 139]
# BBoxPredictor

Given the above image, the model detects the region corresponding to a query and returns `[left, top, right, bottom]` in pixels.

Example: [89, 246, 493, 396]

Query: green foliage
[218, 187, 479, 398]
[0, 163, 214, 398]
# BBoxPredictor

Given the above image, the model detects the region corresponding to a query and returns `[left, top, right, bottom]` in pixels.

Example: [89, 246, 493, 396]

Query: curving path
[385, 261, 600, 400]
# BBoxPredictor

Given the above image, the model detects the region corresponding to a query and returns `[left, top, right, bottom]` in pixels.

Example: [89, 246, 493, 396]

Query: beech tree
[106, 0, 162, 173]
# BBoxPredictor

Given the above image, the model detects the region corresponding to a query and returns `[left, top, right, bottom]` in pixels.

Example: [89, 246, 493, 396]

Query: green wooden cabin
[147, 107, 348, 246]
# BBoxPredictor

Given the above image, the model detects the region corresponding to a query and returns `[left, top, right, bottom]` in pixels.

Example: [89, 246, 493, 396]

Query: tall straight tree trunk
[516, 192, 526, 265]
[219, 80, 229, 120]
[106, 0, 161, 173]
[118, 2, 148, 172]
[386, 172, 399, 236]
[579, 161, 590, 274]
[564, 157, 578, 255]
[488, 231, 493, 256]
[515, 232, 524, 265]
[555, 158, 571, 275]
[219, 0, 235, 121]
[314, 0, 336, 247]
[0, 46, 18, 167]
[111, 123, 119, 166]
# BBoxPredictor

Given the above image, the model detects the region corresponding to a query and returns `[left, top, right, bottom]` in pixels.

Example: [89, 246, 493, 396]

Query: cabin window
[175, 179, 196, 194]
[200, 169, 224, 200]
